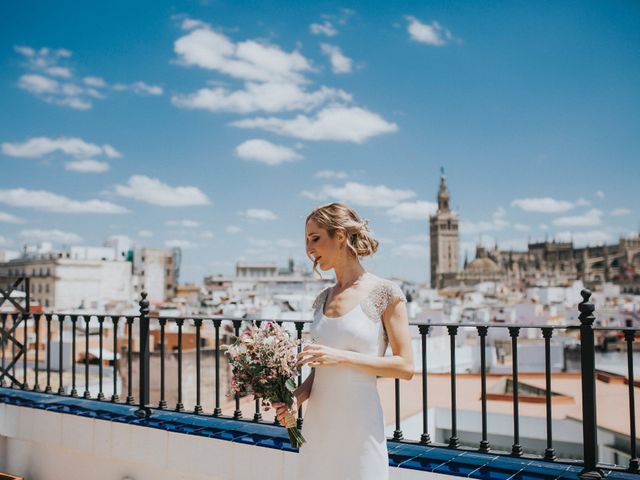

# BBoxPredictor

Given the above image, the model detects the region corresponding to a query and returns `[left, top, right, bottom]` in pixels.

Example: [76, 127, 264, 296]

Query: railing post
[623, 329, 638, 472]
[135, 292, 151, 418]
[578, 289, 604, 479]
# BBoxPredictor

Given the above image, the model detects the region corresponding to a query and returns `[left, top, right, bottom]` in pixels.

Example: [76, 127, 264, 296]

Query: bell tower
[429, 169, 460, 288]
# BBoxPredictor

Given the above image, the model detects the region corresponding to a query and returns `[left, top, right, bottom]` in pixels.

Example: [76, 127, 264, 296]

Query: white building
[132, 247, 181, 304]
[0, 254, 133, 310]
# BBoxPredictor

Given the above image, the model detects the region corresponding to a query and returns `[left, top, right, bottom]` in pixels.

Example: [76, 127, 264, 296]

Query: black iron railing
[0, 286, 638, 477]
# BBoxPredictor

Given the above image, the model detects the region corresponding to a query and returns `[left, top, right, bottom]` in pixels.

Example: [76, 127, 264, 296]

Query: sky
[0, 0, 639, 284]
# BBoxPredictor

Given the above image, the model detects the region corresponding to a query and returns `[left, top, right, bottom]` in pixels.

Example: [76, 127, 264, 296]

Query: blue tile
[434, 460, 481, 477]
[388, 443, 433, 460]
[508, 471, 555, 480]
[418, 447, 464, 462]
[607, 472, 640, 480]
[207, 428, 248, 442]
[470, 465, 519, 480]
[488, 456, 534, 471]
[397, 454, 446, 472]
[461, 451, 500, 462]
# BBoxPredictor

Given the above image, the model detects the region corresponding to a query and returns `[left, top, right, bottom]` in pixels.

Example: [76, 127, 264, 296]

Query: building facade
[429, 173, 460, 288]
[429, 176, 640, 289]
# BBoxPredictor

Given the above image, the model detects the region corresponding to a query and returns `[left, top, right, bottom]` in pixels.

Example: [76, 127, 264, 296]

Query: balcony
[0, 287, 638, 480]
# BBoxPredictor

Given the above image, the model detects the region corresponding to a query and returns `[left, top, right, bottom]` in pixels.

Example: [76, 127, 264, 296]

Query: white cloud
[302, 181, 415, 208]
[0, 211, 26, 224]
[165, 239, 197, 249]
[405, 16, 456, 46]
[511, 197, 575, 213]
[166, 219, 202, 227]
[18, 74, 59, 94]
[320, 44, 352, 74]
[1, 136, 121, 159]
[232, 106, 398, 143]
[15, 45, 163, 109]
[493, 206, 507, 218]
[0, 236, 11, 246]
[114, 175, 210, 207]
[315, 170, 348, 179]
[461, 220, 502, 235]
[552, 209, 603, 227]
[234, 139, 302, 166]
[596, 190, 605, 199]
[513, 223, 531, 231]
[64, 159, 110, 173]
[112, 81, 163, 95]
[386, 201, 437, 222]
[575, 197, 591, 207]
[0, 188, 128, 214]
[310, 21, 338, 37]
[174, 23, 312, 84]
[83, 76, 106, 87]
[555, 230, 612, 246]
[241, 208, 278, 221]
[460, 207, 510, 235]
[391, 243, 429, 259]
[138, 230, 153, 237]
[20, 229, 83, 244]
[172, 82, 351, 114]
[46, 66, 72, 78]
[198, 231, 215, 239]
[610, 208, 631, 216]
[225, 225, 242, 233]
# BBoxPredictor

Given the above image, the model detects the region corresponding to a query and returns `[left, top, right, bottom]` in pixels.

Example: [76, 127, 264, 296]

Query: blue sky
[0, 0, 638, 284]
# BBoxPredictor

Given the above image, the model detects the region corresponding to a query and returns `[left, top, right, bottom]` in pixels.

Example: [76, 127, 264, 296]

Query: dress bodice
[309, 275, 407, 357]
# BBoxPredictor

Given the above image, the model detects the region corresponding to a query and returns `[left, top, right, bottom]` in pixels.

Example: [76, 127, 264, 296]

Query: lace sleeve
[365, 280, 407, 320]
[312, 286, 331, 313]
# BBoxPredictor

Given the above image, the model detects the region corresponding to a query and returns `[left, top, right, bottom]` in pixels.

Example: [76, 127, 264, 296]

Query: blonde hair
[305, 202, 379, 276]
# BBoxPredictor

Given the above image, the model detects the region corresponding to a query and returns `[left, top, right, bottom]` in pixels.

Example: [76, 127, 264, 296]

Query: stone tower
[429, 172, 460, 288]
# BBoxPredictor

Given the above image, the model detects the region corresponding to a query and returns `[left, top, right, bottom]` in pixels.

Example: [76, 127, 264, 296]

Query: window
[45, 284, 49, 293]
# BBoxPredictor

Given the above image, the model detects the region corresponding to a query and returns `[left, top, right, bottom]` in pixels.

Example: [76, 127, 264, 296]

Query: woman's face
[305, 219, 344, 271]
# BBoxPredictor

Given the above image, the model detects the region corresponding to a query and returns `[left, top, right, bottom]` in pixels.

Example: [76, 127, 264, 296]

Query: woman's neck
[333, 261, 367, 290]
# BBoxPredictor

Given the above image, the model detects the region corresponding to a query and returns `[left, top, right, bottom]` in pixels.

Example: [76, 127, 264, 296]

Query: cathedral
[429, 174, 640, 291]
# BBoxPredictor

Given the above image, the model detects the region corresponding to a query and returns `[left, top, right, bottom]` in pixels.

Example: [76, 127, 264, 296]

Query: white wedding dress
[296, 275, 407, 480]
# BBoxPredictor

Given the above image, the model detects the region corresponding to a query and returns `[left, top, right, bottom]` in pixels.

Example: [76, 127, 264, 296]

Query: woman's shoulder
[368, 274, 406, 301]
[363, 274, 407, 319]
[311, 284, 333, 312]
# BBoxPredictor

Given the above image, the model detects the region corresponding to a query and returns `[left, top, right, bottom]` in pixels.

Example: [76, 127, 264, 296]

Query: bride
[273, 202, 415, 480]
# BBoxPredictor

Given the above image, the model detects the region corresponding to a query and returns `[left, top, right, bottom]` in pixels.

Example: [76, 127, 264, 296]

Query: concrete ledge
[0, 388, 635, 480]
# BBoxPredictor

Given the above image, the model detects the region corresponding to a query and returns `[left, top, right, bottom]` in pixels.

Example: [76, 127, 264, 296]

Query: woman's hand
[272, 396, 299, 424]
[297, 343, 352, 368]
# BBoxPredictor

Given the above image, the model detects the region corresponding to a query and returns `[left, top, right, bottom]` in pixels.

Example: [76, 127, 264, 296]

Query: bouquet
[222, 320, 306, 448]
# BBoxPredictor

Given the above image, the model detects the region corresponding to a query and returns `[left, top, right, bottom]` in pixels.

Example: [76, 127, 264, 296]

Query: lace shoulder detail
[361, 279, 407, 322]
[312, 285, 332, 313]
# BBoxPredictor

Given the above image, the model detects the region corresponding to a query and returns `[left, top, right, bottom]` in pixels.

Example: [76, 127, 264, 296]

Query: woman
[273, 202, 415, 480]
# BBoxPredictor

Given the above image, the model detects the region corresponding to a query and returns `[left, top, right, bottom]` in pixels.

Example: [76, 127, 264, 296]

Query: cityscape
[0, 1, 638, 480]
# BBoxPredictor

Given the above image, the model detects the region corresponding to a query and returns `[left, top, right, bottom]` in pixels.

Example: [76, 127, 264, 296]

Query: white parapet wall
[0, 402, 439, 480]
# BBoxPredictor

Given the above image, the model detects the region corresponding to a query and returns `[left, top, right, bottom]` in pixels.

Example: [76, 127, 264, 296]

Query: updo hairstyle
[305, 203, 378, 274]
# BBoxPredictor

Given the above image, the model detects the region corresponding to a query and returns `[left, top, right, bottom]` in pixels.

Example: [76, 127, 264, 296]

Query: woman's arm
[298, 299, 414, 380]
[293, 367, 315, 404]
